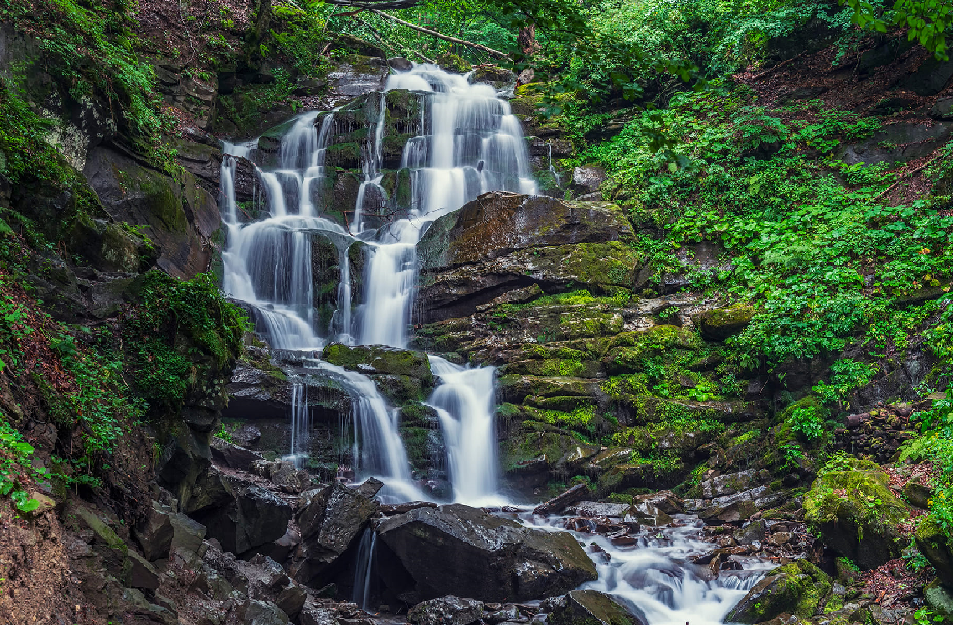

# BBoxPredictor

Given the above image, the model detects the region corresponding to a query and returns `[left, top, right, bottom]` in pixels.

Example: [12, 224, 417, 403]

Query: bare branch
[369, 9, 509, 59]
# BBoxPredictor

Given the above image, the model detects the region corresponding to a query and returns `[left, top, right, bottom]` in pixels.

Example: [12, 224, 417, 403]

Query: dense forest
[0, 0, 950, 623]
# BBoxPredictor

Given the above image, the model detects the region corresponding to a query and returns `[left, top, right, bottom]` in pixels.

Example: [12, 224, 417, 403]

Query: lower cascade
[217, 62, 772, 625]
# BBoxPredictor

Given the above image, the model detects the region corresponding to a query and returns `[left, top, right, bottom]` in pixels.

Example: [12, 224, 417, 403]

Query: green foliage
[122, 271, 249, 414]
[2, 0, 173, 156]
[840, 0, 952, 59]
[0, 419, 45, 514]
[899, 388, 953, 537]
[578, 85, 952, 368]
[812, 359, 880, 404]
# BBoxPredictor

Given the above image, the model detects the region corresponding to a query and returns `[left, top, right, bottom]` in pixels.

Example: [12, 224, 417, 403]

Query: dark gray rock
[839, 121, 952, 166]
[211, 437, 264, 471]
[389, 57, 413, 71]
[547, 590, 643, 625]
[375, 503, 597, 603]
[408, 596, 484, 625]
[572, 166, 607, 195]
[291, 482, 379, 585]
[246, 554, 308, 619]
[134, 500, 175, 561]
[242, 599, 291, 625]
[931, 97, 953, 120]
[534, 484, 590, 515]
[190, 469, 293, 555]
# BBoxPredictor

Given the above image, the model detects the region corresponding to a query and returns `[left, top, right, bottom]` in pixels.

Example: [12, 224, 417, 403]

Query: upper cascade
[219, 62, 537, 350]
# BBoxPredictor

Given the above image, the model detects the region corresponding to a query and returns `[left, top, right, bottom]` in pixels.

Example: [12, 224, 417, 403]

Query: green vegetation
[0, 419, 45, 514]
[122, 271, 248, 414]
[573, 88, 951, 371]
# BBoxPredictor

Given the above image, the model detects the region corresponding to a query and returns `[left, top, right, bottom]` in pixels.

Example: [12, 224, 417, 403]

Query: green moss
[435, 53, 472, 73]
[321, 344, 433, 382]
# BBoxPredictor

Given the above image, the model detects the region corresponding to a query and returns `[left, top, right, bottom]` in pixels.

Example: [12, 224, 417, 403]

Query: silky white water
[428, 356, 503, 506]
[355, 65, 538, 348]
[523, 513, 772, 625]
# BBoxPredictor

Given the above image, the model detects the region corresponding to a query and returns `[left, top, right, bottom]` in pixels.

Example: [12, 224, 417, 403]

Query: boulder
[417, 193, 638, 322]
[292, 482, 379, 584]
[726, 559, 832, 623]
[242, 599, 291, 625]
[134, 501, 175, 561]
[903, 481, 932, 509]
[534, 484, 590, 515]
[803, 458, 907, 570]
[300, 605, 341, 625]
[697, 305, 755, 341]
[322, 343, 434, 382]
[916, 518, 953, 590]
[246, 554, 308, 619]
[375, 503, 597, 603]
[211, 437, 264, 471]
[925, 578, 953, 622]
[547, 590, 643, 625]
[408, 596, 484, 625]
[190, 470, 293, 555]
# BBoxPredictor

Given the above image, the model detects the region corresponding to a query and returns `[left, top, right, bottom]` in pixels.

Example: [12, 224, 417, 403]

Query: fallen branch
[370, 9, 509, 59]
[748, 51, 808, 81]
[875, 153, 944, 199]
[358, 19, 435, 64]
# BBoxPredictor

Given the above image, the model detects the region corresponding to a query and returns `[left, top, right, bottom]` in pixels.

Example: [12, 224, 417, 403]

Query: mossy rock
[726, 559, 832, 623]
[548, 590, 639, 625]
[371, 373, 428, 405]
[322, 344, 433, 384]
[916, 517, 953, 589]
[698, 304, 755, 341]
[803, 457, 908, 569]
[776, 395, 830, 447]
[435, 53, 472, 73]
[924, 578, 953, 623]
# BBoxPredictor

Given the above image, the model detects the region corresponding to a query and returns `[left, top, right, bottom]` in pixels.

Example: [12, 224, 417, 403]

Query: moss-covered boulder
[322, 344, 433, 382]
[697, 305, 755, 341]
[916, 517, 953, 589]
[547, 590, 643, 625]
[725, 559, 832, 623]
[803, 457, 908, 569]
[435, 53, 472, 73]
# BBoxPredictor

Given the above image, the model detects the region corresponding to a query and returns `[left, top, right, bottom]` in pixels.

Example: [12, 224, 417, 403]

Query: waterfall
[428, 356, 501, 506]
[352, 528, 377, 609]
[355, 65, 538, 348]
[286, 382, 309, 468]
[218, 63, 536, 502]
[302, 358, 425, 502]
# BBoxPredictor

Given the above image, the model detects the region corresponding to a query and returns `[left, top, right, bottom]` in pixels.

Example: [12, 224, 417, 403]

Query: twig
[749, 52, 808, 81]
[875, 153, 943, 199]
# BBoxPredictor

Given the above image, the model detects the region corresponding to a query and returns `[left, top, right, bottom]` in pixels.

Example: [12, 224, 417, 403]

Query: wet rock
[699, 469, 759, 498]
[246, 554, 308, 619]
[408, 596, 485, 625]
[534, 484, 590, 515]
[189, 469, 293, 555]
[292, 482, 378, 585]
[925, 578, 953, 621]
[470, 65, 515, 89]
[546, 590, 643, 625]
[322, 343, 434, 382]
[417, 192, 638, 322]
[380, 501, 439, 515]
[733, 520, 766, 546]
[726, 559, 832, 623]
[571, 501, 632, 519]
[134, 500, 175, 561]
[242, 599, 291, 625]
[697, 305, 755, 341]
[211, 437, 264, 471]
[300, 605, 341, 625]
[571, 166, 607, 196]
[804, 457, 906, 569]
[375, 503, 597, 602]
[389, 57, 413, 71]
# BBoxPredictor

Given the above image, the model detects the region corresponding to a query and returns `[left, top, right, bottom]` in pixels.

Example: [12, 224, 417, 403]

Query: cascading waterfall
[355, 65, 537, 348]
[218, 63, 770, 625]
[427, 356, 501, 505]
